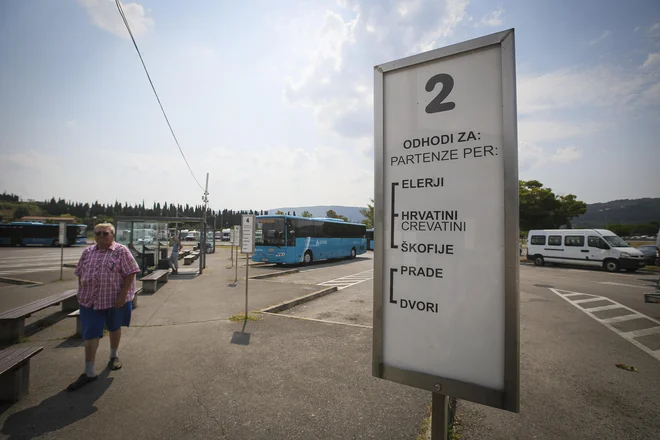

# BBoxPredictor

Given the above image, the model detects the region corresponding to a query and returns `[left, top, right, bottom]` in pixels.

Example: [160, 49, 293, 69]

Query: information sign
[373, 29, 519, 412]
[241, 215, 255, 254]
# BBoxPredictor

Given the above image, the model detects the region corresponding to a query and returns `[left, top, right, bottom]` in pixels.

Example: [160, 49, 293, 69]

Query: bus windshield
[256, 218, 285, 247]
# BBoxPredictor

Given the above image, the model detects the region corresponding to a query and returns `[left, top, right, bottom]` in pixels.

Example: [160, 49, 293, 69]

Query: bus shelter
[114, 216, 214, 275]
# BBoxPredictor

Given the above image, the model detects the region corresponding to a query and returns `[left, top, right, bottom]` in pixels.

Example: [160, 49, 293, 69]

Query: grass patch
[416, 403, 432, 440]
[228, 313, 260, 322]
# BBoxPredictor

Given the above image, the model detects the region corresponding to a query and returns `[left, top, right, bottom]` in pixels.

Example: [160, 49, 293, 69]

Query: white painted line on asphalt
[562, 292, 596, 298]
[586, 304, 623, 313]
[599, 281, 649, 289]
[622, 327, 660, 338]
[574, 297, 609, 304]
[600, 314, 642, 324]
[318, 269, 373, 291]
[260, 311, 372, 329]
[550, 288, 660, 362]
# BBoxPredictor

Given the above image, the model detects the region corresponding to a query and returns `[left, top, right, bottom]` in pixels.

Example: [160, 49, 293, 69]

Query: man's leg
[68, 307, 104, 391]
[107, 301, 132, 370]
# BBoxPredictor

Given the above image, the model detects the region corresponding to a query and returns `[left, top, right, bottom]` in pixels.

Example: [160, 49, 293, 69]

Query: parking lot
[1, 245, 660, 439]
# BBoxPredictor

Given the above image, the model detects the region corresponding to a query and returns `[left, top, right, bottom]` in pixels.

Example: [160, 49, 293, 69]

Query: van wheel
[303, 251, 313, 265]
[604, 259, 620, 273]
[533, 255, 544, 266]
[350, 248, 356, 259]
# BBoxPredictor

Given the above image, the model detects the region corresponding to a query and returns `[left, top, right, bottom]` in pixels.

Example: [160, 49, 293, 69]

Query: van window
[588, 236, 607, 249]
[564, 235, 585, 247]
[548, 235, 561, 246]
[530, 235, 545, 245]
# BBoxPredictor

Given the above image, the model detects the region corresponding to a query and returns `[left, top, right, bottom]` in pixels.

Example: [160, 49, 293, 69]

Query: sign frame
[241, 215, 256, 254]
[372, 29, 520, 413]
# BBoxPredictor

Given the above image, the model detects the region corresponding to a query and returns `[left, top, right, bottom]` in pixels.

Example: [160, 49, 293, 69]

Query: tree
[519, 180, 587, 231]
[326, 209, 348, 222]
[360, 199, 374, 229]
[301, 211, 313, 218]
[13, 206, 30, 220]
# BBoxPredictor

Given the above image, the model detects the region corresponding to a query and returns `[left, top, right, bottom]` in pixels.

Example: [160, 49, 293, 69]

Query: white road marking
[318, 269, 373, 291]
[599, 281, 650, 289]
[550, 288, 660, 362]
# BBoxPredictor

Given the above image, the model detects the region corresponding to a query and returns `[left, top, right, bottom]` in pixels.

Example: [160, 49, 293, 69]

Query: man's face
[94, 226, 114, 246]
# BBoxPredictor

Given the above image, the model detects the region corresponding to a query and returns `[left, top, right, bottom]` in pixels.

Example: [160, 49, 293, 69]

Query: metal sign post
[58, 222, 66, 281]
[231, 214, 256, 346]
[373, 29, 520, 439]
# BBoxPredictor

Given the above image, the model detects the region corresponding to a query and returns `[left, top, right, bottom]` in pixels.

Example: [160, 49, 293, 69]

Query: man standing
[169, 233, 182, 274]
[68, 223, 141, 391]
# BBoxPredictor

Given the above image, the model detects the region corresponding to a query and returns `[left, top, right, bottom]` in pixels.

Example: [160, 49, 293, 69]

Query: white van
[526, 229, 646, 272]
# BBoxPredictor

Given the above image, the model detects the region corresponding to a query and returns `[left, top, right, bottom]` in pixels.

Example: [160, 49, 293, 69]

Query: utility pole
[201, 173, 209, 273]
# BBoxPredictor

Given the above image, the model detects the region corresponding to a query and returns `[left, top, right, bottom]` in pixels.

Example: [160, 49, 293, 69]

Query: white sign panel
[232, 225, 241, 246]
[58, 222, 66, 244]
[241, 215, 256, 254]
[374, 30, 519, 412]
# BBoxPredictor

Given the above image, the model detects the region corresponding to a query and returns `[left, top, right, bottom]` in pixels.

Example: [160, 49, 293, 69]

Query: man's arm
[116, 273, 136, 307]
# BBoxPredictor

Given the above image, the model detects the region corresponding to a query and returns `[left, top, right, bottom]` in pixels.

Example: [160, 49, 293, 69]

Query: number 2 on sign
[425, 73, 455, 113]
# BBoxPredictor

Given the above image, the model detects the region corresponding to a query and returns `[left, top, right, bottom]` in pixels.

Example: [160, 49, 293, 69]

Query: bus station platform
[0, 250, 429, 440]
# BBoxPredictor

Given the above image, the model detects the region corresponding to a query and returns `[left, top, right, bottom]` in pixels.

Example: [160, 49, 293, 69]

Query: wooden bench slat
[0, 290, 77, 320]
[0, 347, 43, 376]
[141, 270, 169, 281]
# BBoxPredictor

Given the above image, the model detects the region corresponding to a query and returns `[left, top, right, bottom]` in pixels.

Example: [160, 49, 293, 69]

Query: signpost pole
[245, 253, 249, 317]
[59, 222, 66, 281]
[431, 393, 449, 440]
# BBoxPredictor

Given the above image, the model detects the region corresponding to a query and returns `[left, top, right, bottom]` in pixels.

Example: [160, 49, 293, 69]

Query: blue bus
[252, 215, 367, 265]
[366, 228, 374, 251]
[0, 222, 87, 246]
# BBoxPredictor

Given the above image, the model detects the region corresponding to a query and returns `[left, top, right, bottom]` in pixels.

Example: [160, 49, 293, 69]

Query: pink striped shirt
[75, 242, 141, 310]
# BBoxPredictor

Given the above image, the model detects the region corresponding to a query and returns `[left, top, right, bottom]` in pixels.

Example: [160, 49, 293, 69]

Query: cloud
[588, 30, 610, 46]
[477, 8, 503, 27]
[0, 150, 60, 172]
[283, 0, 471, 143]
[642, 52, 660, 68]
[518, 65, 660, 114]
[518, 142, 582, 172]
[78, 0, 153, 39]
[518, 120, 600, 144]
[551, 146, 582, 163]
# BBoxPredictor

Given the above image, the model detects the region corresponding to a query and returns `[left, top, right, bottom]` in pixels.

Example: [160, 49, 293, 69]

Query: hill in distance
[266, 205, 366, 223]
[570, 197, 660, 228]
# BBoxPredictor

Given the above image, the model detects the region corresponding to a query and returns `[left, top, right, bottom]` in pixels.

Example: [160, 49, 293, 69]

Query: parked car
[526, 229, 646, 272]
[637, 245, 658, 266]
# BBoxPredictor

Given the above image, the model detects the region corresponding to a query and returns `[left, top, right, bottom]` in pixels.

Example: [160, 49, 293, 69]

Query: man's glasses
[95, 231, 111, 237]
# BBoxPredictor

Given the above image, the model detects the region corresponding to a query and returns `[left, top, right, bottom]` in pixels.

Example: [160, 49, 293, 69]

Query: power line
[115, 0, 204, 192]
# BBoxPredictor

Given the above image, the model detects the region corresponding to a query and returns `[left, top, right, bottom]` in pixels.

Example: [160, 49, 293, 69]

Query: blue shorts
[79, 302, 133, 340]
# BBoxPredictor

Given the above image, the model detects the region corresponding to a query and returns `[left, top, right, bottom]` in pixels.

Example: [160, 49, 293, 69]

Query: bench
[0, 347, 43, 403]
[0, 290, 79, 345]
[178, 249, 191, 260]
[67, 287, 142, 337]
[184, 250, 201, 265]
[141, 269, 169, 294]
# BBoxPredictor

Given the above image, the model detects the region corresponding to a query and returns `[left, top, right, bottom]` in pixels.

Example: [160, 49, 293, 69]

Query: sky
[0, 0, 659, 212]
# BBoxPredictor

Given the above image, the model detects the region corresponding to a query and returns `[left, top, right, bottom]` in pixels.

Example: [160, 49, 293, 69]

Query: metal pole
[201, 172, 209, 274]
[431, 393, 449, 440]
[235, 245, 239, 283]
[245, 253, 249, 317]
[60, 241, 64, 281]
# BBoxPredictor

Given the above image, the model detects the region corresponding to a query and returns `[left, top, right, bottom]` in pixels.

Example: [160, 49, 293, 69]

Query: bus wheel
[350, 248, 356, 259]
[533, 255, 544, 266]
[303, 251, 313, 265]
[52, 239, 60, 247]
[604, 259, 620, 273]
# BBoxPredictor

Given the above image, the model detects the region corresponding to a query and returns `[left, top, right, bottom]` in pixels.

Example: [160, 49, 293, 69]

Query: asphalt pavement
[1, 246, 660, 439]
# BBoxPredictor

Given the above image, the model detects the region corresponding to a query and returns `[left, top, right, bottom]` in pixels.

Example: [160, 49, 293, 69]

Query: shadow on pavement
[1, 369, 113, 440]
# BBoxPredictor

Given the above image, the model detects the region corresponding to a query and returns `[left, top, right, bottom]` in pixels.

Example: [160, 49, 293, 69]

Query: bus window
[256, 218, 285, 247]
